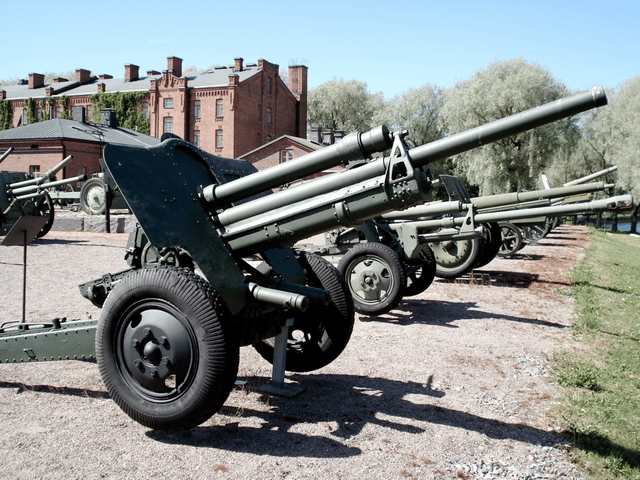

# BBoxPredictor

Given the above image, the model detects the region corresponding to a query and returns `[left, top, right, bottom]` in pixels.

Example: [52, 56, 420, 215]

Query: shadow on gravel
[0, 380, 109, 399]
[365, 299, 568, 329]
[148, 373, 559, 455]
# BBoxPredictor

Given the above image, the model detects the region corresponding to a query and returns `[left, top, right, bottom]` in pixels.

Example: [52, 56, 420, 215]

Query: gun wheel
[475, 222, 502, 268]
[80, 177, 107, 215]
[253, 252, 355, 372]
[96, 266, 239, 431]
[35, 193, 55, 238]
[404, 244, 437, 297]
[497, 221, 523, 257]
[338, 242, 406, 315]
[431, 236, 484, 279]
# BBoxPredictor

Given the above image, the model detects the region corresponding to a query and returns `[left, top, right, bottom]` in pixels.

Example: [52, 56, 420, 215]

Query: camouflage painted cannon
[0, 87, 613, 431]
[1, 151, 86, 238]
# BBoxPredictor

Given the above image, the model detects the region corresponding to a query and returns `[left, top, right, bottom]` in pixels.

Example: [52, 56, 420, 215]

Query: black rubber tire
[80, 177, 107, 215]
[497, 221, 523, 257]
[475, 222, 502, 268]
[338, 242, 406, 315]
[253, 251, 355, 372]
[35, 194, 55, 238]
[96, 266, 239, 431]
[432, 236, 484, 280]
[404, 244, 437, 297]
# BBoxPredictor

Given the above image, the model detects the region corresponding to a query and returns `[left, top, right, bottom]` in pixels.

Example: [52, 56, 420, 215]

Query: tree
[440, 58, 578, 194]
[372, 84, 445, 146]
[307, 77, 383, 133]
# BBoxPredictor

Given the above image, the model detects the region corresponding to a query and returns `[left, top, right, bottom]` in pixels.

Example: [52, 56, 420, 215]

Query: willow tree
[440, 59, 579, 194]
[307, 77, 383, 133]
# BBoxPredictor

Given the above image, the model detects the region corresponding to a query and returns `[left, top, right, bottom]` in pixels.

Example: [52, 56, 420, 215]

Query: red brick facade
[0, 56, 308, 161]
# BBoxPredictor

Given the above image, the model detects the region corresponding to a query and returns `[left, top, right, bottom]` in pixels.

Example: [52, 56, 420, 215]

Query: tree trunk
[631, 204, 639, 234]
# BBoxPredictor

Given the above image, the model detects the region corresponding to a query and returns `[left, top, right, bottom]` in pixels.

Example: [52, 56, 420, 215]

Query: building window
[87, 105, 93, 121]
[55, 107, 62, 118]
[267, 77, 272, 94]
[280, 150, 293, 163]
[164, 98, 173, 108]
[163, 117, 173, 134]
[140, 103, 148, 119]
[194, 100, 201, 118]
[193, 130, 200, 147]
[76, 167, 86, 188]
[29, 165, 40, 175]
[216, 99, 223, 118]
[215, 130, 223, 148]
[266, 107, 272, 124]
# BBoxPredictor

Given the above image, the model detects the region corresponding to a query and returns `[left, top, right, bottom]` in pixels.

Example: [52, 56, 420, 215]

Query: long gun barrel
[8, 155, 73, 189]
[563, 165, 618, 186]
[0, 147, 13, 164]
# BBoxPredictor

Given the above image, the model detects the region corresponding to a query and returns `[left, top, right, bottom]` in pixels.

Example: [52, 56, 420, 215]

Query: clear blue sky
[2, 0, 638, 98]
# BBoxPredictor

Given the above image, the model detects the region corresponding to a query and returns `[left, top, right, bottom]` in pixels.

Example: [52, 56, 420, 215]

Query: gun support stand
[1, 216, 50, 323]
[254, 318, 307, 397]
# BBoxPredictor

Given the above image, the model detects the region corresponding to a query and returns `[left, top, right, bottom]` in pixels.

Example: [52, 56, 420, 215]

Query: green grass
[550, 228, 640, 479]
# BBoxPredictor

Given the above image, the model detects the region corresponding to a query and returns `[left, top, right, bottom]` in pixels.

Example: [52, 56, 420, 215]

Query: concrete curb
[52, 214, 137, 234]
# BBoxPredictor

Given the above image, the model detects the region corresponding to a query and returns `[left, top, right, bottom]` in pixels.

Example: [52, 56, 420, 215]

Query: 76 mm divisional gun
[0, 87, 612, 431]
[1, 151, 86, 238]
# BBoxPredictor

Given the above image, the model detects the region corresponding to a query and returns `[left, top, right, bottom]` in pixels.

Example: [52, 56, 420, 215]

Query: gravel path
[0, 225, 589, 479]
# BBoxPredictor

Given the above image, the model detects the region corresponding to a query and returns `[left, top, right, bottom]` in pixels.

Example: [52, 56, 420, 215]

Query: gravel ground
[0, 222, 590, 479]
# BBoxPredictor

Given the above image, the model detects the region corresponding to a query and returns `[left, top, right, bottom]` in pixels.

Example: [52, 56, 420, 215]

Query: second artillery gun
[1, 87, 621, 432]
[1, 150, 86, 238]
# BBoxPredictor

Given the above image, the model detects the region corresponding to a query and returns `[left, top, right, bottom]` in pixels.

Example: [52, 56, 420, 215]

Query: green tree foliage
[592, 76, 640, 199]
[308, 77, 383, 133]
[90, 92, 150, 134]
[440, 58, 577, 194]
[372, 84, 445, 146]
[0, 99, 11, 130]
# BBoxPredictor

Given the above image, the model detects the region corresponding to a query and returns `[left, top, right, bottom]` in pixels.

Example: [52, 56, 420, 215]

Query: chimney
[97, 83, 106, 93]
[229, 74, 239, 86]
[100, 108, 117, 128]
[309, 126, 321, 143]
[99, 74, 113, 80]
[234, 57, 244, 72]
[76, 69, 92, 84]
[46, 87, 54, 96]
[53, 77, 68, 83]
[322, 129, 334, 146]
[28, 73, 45, 89]
[0, 90, 5, 100]
[167, 56, 183, 77]
[147, 70, 160, 76]
[19, 79, 28, 85]
[124, 64, 139, 82]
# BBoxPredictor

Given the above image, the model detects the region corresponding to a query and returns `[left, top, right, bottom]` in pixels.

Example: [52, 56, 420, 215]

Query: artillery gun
[0, 87, 617, 431]
[307, 176, 624, 315]
[496, 166, 619, 255]
[1, 152, 86, 238]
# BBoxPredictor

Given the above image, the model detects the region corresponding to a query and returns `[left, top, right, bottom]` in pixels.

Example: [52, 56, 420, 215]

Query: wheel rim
[85, 184, 106, 213]
[431, 237, 482, 278]
[115, 299, 198, 403]
[499, 224, 521, 255]
[345, 254, 395, 306]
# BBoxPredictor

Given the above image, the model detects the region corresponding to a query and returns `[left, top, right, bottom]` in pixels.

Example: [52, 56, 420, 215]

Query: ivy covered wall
[90, 92, 150, 134]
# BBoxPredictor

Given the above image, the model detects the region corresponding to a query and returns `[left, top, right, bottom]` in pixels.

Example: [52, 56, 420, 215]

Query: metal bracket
[254, 318, 307, 398]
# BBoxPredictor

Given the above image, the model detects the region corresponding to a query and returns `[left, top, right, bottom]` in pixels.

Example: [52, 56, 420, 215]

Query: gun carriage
[1, 150, 86, 238]
[1, 87, 620, 431]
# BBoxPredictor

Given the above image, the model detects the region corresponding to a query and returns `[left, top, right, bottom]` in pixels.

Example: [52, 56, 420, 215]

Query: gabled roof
[0, 118, 160, 147]
[238, 134, 322, 159]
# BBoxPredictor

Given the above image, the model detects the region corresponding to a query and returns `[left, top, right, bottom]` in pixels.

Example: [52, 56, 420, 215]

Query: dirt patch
[0, 226, 589, 479]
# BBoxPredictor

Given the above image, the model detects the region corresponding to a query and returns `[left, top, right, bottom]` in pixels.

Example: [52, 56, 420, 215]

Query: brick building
[0, 56, 308, 168]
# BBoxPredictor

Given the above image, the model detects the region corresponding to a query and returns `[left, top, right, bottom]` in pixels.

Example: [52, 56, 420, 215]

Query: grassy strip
[551, 228, 640, 479]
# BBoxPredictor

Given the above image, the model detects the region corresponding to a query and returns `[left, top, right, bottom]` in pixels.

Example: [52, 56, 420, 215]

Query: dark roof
[0, 118, 160, 147]
[0, 64, 264, 100]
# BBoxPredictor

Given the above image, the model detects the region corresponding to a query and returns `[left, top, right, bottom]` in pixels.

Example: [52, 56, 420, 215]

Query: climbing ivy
[0, 98, 11, 130]
[39, 99, 47, 121]
[90, 92, 150, 134]
[59, 96, 71, 119]
[25, 98, 36, 124]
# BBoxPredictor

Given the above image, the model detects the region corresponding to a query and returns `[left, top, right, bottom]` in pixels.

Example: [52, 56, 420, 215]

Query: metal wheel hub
[118, 305, 195, 396]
